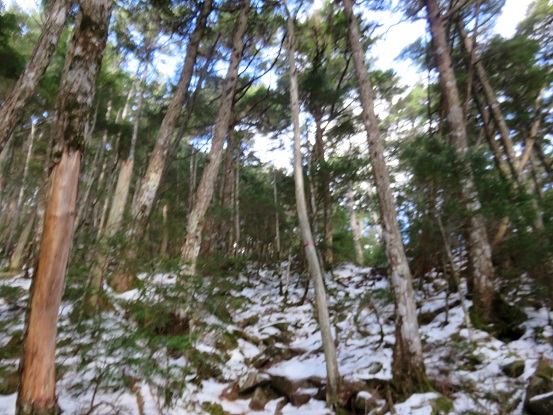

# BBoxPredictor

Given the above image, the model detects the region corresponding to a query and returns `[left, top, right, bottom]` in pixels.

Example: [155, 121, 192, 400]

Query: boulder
[501, 360, 525, 378]
[249, 386, 270, 410]
[527, 392, 553, 415]
[269, 375, 313, 406]
[237, 372, 270, 394]
[525, 358, 553, 415]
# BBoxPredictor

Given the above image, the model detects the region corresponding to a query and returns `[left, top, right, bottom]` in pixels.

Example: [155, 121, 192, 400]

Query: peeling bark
[17, 0, 113, 412]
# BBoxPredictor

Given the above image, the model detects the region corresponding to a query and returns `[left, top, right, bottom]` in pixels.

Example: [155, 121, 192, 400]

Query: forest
[0, 0, 552, 414]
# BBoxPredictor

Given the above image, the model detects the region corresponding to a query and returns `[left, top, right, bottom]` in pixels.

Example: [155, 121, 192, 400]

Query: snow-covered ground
[1, 262, 552, 414]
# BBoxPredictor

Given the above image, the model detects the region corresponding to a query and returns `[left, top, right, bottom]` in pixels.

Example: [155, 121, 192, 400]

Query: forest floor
[1, 261, 552, 414]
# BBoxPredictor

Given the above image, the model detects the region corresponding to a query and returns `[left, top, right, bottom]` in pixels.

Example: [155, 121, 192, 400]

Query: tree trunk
[284, 1, 341, 405]
[130, 0, 212, 238]
[425, 0, 495, 318]
[274, 169, 281, 260]
[344, 0, 427, 397]
[17, 0, 112, 412]
[0, 0, 71, 153]
[313, 114, 333, 267]
[5, 122, 36, 252]
[347, 190, 363, 265]
[181, 0, 249, 271]
[9, 208, 36, 271]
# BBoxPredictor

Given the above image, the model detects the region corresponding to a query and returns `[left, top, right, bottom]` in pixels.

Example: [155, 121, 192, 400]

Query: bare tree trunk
[17, 0, 112, 412]
[348, 189, 363, 265]
[160, 204, 168, 258]
[5, 122, 36, 252]
[274, 169, 281, 260]
[9, 208, 36, 271]
[284, 1, 340, 405]
[425, 0, 495, 318]
[313, 114, 333, 267]
[344, 0, 427, 397]
[181, 0, 249, 271]
[0, 0, 71, 153]
[130, 0, 212, 238]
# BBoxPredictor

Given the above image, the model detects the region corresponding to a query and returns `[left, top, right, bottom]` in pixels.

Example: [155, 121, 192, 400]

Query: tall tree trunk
[9, 208, 37, 271]
[130, 0, 212, 239]
[425, 0, 495, 317]
[181, 0, 249, 271]
[274, 169, 281, 260]
[17, 0, 112, 412]
[347, 189, 363, 265]
[284, 1, 340, 405]
[5, 122, 36, 252]
[344, 0, 427, 397]
[313, 114, 333, 267]
[0, 0, 71, 153]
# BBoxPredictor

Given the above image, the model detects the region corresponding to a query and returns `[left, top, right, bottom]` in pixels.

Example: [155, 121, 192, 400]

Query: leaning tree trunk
[284, 0, 341, 405]
[88, 66, 148, 307]
[16, 0, 113, 413]
[344, 0, 427, 397]
[130, 0, 212, 239]
[0, 0, 71, 153]
[425, 0, 495, 317]
[181, 0, 249, 272]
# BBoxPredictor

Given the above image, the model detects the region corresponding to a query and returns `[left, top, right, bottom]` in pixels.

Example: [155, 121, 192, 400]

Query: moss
[0, 366, 18, 394]
[201, 402, 228, 415]
[431, 396, 454, 414]
[0, 330, 23, 359]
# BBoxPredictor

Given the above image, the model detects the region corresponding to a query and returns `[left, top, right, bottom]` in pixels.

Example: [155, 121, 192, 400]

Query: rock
[251, 345, 302, 369]
[527, 391, 553, 415]
[237, 314, 259, 329]
[368, 362, 383, 375]
[525, 358, 553, 415]
[501, 360, 525, 378]
[249, 386, 270, 410]
[354, 391, 380, 414]
[269, 375, 312, 406]
[237, 372, 270, 394]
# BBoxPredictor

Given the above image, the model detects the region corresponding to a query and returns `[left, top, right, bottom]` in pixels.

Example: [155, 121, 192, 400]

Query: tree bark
[181, 0, 249, 271]
[425, 0, 495, 317]
[347, 189, 363, 265]
[344, 0, 427, 397]
[17, 0, 113, 412]
[130, 0, 212, 238]
[0, 0, 72, 153]
[313, 114, 333, 267]
[284, 1, 341, 405]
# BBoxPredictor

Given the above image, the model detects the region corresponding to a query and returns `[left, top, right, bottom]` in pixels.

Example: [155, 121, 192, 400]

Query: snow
[1, 262, 553, 414]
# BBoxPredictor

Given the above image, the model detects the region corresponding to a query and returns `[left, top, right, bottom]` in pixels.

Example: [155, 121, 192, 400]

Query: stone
[501, 360, 525, 378]
[249, 386, 270, 410]
[269, 375, 312, 406]
[237, 372, 270, 394]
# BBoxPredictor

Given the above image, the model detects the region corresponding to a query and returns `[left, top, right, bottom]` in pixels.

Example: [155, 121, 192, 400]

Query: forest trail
[1, 262, 552, 414]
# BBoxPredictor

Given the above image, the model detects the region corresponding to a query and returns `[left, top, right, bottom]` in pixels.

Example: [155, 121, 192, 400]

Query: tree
[423, 0, 495, 317]
[284, 0, 341, 405]
[343, 0, 427, 397]
[17, 0, 113, 412]
[181, 0, 250, 272]
[130, 0, 213, 240]
[0, 0, 72, 153]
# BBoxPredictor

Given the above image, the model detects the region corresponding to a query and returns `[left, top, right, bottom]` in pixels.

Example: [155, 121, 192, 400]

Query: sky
[3, 0, 535, 170]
